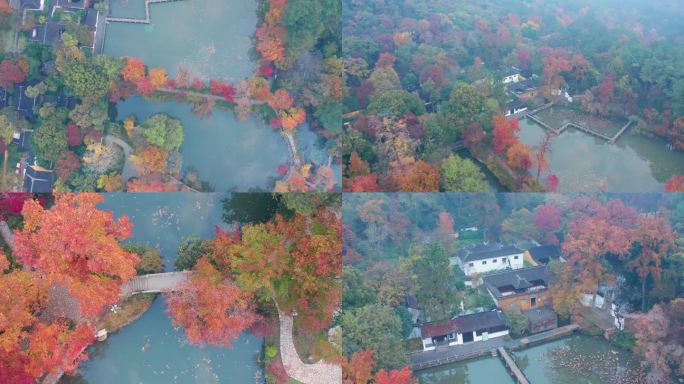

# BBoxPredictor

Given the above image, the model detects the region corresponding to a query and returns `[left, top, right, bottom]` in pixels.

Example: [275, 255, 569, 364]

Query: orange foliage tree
[506, 141, 532, 170]
[344, 152, 382, 192]
[126, 176, 177, 192]
[343, 350, 417, 384]
[255, 0, 287, 64]
[227, 209, 342, 332]
[280, 108, 307, 130]
[268, 89, 294, 110]
[492, 115, 520, 153]
[166, 257, 259, 347]
[121, 57, 146, 83]
[390, 159, 440, 192]
[664, 175, 684, 192]
[344, 174, 381, 192]
[130, 146, 168, 175]
[559, 198, 638, 310]
[148, 67, 168, 90]
[13, 194, 139, 317]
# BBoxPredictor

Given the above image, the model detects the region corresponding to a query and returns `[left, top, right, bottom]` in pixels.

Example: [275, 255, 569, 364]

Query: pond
[416, 335, 644, 384]
[117, 97, 289, 192]
[512, 335, 645, 384]
[416, 356, 514, 384]
[518, 116, 684, 192]
[105, 0, 258, 81]
[62, 193, 265, 384]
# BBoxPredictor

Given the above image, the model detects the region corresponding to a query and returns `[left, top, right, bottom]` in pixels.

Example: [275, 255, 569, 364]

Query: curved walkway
[104, 135, 135, 183]
[278, 308, 342, 384]
[121, 272, 341, 383]
[0, 221, 14, 249]
[0, 220, 343, 384]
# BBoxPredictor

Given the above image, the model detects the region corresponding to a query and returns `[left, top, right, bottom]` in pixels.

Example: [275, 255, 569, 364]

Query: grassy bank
[97, 293, 157, 334]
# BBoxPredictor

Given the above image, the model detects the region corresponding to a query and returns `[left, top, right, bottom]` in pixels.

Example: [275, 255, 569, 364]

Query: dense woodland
[341, 0, 684, 192]
[0, 0, 342, 192]
[0, 192, 342, 383]
[342, 193, 684, 383]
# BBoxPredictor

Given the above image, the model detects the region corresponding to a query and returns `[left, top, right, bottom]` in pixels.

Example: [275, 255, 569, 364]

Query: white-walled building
[420, 310, 509, 351]
[504, 100, 528, 116]
[453, 244, 524, 276]
[502, 67, 522, 84]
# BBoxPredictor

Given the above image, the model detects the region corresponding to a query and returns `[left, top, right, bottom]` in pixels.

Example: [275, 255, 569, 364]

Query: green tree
[501, 208, 537, 243]
[124, 244, 164, 275]
[367, 90, 426, 117]
[506, 305, 529, 338]
[443, 84, 486, 130]
[280, 192, 341, 215]
[0, 115, 17, 184]
[342, 303, 408, 370]
[33, 104, 68, 164]
[280, 0, 338, 69]
[175, 235, 209, 271]
[343, 266, 376, 311]
[142, 114, 184, 152]
[314, 102, 342, 132]
[66, 168, 99, 191]
[60, 32, 78, 47]
[440, 154, 488, 192]
[405, 243, 459, 322]
[69, 99, 108, 132]
[61, 61, 110, 100]
[368, 66, 401, 94]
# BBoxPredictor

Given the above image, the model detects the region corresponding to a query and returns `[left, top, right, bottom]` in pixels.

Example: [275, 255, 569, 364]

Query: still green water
[105, 0, 257, 81]
[518, 115, 684, 192]
[416, 335, 643, 384]
[117, 97, 289, 191]
[513, 335, 644, 384]
[417, 356, 515, 384]
[61, 193, 265, 384]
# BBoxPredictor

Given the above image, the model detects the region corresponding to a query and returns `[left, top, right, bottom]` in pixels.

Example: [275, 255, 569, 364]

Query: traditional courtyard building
[420, 310, 509, 351]
[453, 243, 524, 276]
[483, 265, 554, 311]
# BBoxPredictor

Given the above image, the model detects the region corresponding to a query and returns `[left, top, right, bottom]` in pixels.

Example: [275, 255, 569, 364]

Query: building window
[531, 297, 537, 307]
[514, 256, 519, 260]
[482, 260, 487, 265]
[501, 258, 507, 263]
[492, 258, 497, 263]
[469, 262, 474, 267]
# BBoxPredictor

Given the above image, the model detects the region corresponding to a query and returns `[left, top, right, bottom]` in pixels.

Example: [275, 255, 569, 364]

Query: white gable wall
[459, 252, 524, 276]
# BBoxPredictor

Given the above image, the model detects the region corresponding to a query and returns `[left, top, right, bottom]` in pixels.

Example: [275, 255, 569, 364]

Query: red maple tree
[13, 194, 140, 316]
[166, 257, 259, 347]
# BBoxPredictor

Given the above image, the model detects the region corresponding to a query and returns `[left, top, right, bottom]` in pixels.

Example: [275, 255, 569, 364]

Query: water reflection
[63, 193, 264, 384]
[116, 98, 289, 192]
[518, 118, 684, 192]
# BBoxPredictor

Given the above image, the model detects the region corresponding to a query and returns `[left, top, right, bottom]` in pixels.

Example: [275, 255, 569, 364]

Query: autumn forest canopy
[341, 0, 684, 192]
[342, 193, 684, 383]
[0, 192, 343, 383]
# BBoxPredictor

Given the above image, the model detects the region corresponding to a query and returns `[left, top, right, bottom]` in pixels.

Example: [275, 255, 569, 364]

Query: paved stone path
[278, 308, 342, 384]
[104, 135, 135, 183]
[0, 221, 14, 249]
